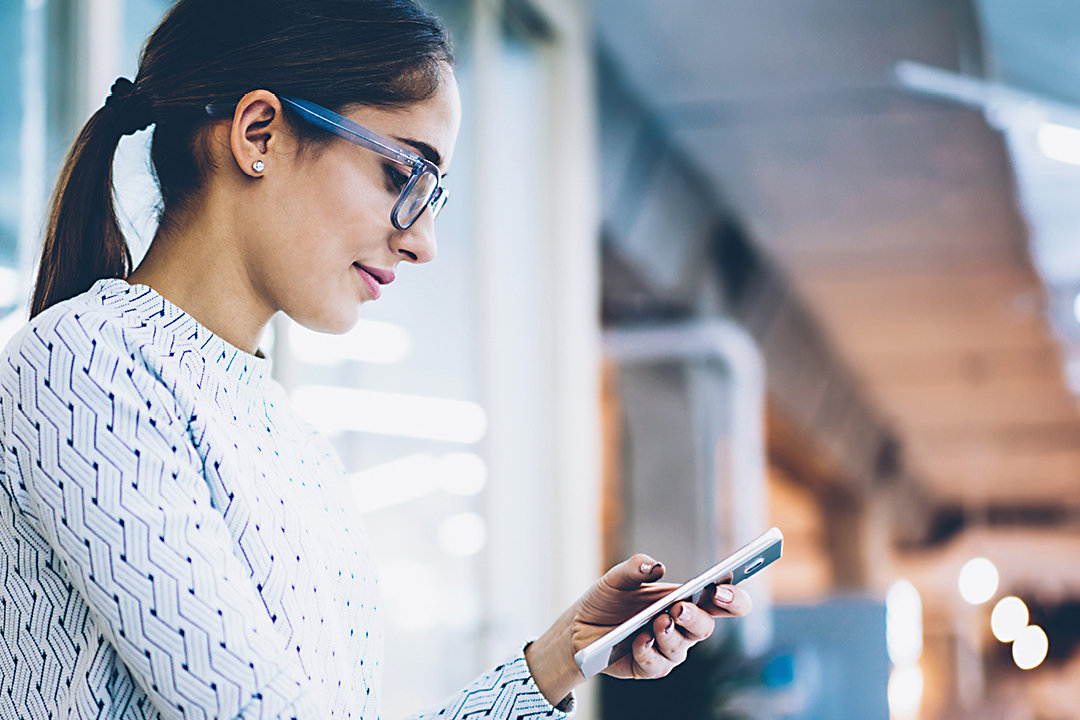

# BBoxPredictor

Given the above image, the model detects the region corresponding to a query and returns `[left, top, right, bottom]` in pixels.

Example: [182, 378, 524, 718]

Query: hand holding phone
[574, 527, 783, 679]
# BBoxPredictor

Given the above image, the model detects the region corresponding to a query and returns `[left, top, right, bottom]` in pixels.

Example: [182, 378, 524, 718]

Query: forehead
[344, 73, 462, 171]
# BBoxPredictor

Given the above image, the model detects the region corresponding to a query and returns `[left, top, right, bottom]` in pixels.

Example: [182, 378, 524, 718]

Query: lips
[353, 263, 395, 301]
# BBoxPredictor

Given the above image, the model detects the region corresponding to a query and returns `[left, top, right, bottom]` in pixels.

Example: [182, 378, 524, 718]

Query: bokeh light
[0, 267, 21, 307]
[886, 579, 923, 665]
[887, 664, 924, 720]
[436, 453, 488, 496]
[991, 596, 1029, 643]
[1012, 625, 1049, 670]
[437, 512, 487, 556]
[958, 557, 999, 605]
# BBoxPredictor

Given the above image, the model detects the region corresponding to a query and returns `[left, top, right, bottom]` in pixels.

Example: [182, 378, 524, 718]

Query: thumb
[604, 553, 666, 591]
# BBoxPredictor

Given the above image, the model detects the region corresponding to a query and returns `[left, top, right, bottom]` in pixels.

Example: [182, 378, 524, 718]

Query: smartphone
[574, 526, 784, 679]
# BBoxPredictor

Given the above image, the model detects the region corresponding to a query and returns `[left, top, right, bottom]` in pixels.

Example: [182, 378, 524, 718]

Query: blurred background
[2, 0, 1080, 718]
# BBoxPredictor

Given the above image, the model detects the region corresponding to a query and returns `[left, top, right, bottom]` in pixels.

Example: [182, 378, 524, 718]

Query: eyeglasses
[206, 95, 448, 230]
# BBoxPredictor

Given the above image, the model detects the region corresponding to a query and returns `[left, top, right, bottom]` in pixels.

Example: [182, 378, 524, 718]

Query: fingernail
[645, 637, 655, 650]
[715, 586, 735, 604]
[662, 614, 674, 632]
[639, 561, 662, 575]
[677, 604, 690, 621]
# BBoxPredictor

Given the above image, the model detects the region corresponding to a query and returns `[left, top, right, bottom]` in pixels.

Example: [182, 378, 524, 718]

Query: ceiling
[593, 0, 1080, 505]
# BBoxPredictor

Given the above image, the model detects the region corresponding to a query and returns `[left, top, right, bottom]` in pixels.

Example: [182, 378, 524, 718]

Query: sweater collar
[91, 278, 272, 389]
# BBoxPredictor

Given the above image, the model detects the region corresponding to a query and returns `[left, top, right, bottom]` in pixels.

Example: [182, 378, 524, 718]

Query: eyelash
[383, 164, 409, 193]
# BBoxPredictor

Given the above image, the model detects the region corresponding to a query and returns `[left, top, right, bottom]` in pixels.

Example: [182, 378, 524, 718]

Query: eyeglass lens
[397, 171, 440, 228]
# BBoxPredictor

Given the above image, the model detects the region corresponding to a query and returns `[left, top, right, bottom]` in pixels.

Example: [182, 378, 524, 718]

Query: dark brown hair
[31, 0, 453, 317]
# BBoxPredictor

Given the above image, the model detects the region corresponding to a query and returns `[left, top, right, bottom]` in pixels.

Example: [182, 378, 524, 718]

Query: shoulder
[0, 281, 204, 446]
[2, 280, 149, 373]
[0, 281, 193, 415]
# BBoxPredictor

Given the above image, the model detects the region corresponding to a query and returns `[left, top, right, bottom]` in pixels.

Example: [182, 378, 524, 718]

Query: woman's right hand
[524, 554, 752, 705]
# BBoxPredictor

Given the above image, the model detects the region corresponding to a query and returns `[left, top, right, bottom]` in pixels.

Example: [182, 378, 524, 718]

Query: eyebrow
[394, 136, 443, 169]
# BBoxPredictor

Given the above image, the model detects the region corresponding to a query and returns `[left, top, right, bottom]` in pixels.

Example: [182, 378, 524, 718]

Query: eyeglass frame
[205, 94, 448, 231]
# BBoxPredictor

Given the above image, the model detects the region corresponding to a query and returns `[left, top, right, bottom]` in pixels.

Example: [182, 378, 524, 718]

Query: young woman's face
[244, 68, 462, 334]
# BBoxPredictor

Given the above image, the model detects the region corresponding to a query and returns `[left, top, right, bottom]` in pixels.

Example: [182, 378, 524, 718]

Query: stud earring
[252, 160, 265, 172]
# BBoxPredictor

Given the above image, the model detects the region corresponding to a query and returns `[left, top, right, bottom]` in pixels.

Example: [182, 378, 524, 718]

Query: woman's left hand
[523, 553, 752, 705]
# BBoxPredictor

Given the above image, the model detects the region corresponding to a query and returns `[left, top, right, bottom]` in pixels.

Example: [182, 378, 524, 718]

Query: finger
[698, 584, 753, 617]
[652, 612, 690, 665]
[670, 601, 715, 643]
[603, 553, 666, 591]
[631, 628, 676, 679]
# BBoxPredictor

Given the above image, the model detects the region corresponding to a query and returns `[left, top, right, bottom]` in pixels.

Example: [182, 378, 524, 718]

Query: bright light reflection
[1012, 625, 1049, 670]
[0, 308, 25, 351]
[437, 453, 488, 496]
[434, 582, 482, 629]
[380, 560, 481, 631]
[887, 664, 924, 720]
[289, 319, 413, 366]
[0, 267, 19, 306]
[1038, 122, 1080, 166]
[351, 455, 438, 513]
[379, 560, 442, 631]
[437, 512, 487, 556]
[991, 596, 1029, 643]
[958, 557, 999, 605]
[292, 385, 487, 443]
[886, 580, 923, 665]
[1073, 292, 1080, 327]
[350, 453, 487, 512]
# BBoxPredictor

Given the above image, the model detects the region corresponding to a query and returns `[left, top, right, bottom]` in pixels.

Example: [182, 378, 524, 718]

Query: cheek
[268, 156, 387, 267]
[300, 155, 390, 246]
[257, 153, 394, 325]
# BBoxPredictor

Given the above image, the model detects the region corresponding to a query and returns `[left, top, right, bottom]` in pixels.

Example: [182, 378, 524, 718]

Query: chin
[289, 300, 362, 336]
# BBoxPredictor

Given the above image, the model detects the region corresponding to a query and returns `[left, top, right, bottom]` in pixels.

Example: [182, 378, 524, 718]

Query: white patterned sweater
[0, 279, 571, 720]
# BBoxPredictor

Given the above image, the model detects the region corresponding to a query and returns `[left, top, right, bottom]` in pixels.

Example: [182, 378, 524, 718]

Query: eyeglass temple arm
[204, 96, 428, 171]
[277, 96, 424, 169]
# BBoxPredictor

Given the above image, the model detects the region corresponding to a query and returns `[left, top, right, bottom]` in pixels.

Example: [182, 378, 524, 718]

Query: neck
[127, 200, 274, 355]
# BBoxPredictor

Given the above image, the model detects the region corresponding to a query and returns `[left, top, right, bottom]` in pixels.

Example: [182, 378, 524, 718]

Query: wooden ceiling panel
[803, 267, 1047, 357]
[767, 190, 1027, 276]
[853, 345, 1062, 386]
[912, 446, 1080, 501]
[907, 421, 1080, 455]
[873, 375, 1079, 428]
[798, 260, 1080, 503]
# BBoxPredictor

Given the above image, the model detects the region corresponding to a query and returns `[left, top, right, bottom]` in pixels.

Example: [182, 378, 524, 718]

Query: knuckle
[640, 658, 669, 678]
[659, 635, 686, 659]
[684, 627, 706, 643]
[636, 656, 658, 676]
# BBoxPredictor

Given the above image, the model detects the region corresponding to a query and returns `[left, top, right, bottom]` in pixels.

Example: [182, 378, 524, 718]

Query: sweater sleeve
[403, 646, 574, 720]
[0, 312, 325, 720]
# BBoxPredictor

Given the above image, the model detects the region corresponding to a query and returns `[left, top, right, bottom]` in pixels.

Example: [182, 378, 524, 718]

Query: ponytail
[31, 79, 154, 317]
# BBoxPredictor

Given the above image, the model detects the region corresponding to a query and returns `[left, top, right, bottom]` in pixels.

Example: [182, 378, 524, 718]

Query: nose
[392, 212, 437, 264]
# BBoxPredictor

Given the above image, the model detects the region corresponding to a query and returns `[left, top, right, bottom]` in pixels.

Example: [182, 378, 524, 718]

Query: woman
[0, 0, 751, 717]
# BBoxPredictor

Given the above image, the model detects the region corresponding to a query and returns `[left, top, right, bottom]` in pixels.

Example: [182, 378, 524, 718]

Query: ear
[229, 89, 290, 177]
